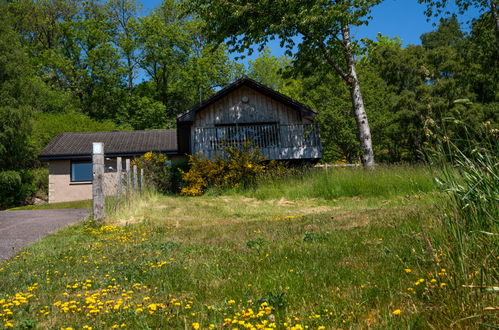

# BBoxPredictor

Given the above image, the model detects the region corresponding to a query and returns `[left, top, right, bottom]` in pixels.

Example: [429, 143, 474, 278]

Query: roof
[177, 76, 317, 123]
[39, 129, 177, 160]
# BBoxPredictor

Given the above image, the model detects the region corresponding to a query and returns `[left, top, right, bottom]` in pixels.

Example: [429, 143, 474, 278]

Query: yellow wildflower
[392, 309, 402, 315]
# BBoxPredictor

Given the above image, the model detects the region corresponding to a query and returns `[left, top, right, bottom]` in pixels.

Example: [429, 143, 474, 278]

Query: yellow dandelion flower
[392, 309, 402, 315]
[192, 322, 200, 329]
[404, 269, 412, 273]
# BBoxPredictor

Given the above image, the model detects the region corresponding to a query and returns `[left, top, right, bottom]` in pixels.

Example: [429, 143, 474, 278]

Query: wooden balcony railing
[192, 123, 322, 160]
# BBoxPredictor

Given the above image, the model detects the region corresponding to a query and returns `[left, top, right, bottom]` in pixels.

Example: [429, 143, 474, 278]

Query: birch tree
[186, 0, 382, 167]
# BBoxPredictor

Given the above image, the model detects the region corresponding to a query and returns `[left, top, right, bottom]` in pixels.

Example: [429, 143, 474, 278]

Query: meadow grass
[222, 165, 437, 201]
[0, 166, 496, 329]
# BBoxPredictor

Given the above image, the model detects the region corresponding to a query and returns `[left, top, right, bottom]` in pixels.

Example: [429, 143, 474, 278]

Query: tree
[247, 48, 290, 91]
[106, 0, 140, 94]
[0, 6, 36, 170]
[418, 0, 499, 37]
[186, 0, 382, 167]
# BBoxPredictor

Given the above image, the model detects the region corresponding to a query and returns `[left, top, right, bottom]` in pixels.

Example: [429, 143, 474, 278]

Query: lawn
[6, 200, 91, 211]
[0, 166, 496, 329]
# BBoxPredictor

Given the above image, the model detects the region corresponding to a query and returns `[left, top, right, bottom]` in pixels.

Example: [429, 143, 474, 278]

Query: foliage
[0, 106, 35, 171]
[0, 170, 35, 209]
[180, 143, 267, 196]
[32, 112, 128, 153]
[31, 167, 49, 201]
[132, 152, 171, 193]
[425, 117, 498, 285]
[246, 48, 290, 91]
[116, 96, 167, 130]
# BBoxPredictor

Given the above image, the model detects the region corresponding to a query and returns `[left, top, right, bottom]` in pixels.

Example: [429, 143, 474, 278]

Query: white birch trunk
[342, 25, 375, 168]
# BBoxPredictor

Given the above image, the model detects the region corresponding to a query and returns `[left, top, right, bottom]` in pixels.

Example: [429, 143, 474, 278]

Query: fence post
[133, 164, 138, 191]
[92, 142, 105, 222]
[126, 158, 131, 190]
[140, 168, 144, 191]
[116, 156, 122, 196]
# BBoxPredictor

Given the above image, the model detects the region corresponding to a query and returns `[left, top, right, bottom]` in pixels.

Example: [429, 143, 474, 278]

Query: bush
[132, 152, 187, 194]
[32, 167, 48, 200]
[0, 170, 34, 209]
[180, 143, 269, 196]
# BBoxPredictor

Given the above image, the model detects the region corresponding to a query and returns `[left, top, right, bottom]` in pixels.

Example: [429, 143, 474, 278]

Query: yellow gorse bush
[180, 142, 268, 196]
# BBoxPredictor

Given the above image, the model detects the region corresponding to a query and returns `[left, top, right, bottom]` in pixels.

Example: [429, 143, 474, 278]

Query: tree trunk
[341, 25, 375, 168]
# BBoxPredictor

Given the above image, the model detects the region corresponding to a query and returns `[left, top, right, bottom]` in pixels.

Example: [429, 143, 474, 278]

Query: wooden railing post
[116, 156, 122, 196]
[140, 168, 144, 191]
[126, 159, 131, 190]
[92, 142, 105, 222]
[133, 164, 138, 191]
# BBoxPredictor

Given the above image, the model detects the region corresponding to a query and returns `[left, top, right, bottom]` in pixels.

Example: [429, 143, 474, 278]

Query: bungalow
[39, 77, 322, 203]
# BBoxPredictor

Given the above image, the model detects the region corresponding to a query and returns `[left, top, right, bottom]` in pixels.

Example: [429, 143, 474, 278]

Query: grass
[7, 200, 91, 211]
[0, 166, 496, 329]
[223, 165, 437, 201]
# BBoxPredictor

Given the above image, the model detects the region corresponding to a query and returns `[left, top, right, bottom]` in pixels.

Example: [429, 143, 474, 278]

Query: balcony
[192, 123, 322, 160]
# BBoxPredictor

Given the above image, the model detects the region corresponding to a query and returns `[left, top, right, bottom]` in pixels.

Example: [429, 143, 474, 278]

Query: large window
[214, 123, 280, 149]
[71, 161, 92, 182]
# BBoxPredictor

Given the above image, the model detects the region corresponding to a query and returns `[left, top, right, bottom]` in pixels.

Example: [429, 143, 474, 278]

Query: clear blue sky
[139, 0, 480, 64]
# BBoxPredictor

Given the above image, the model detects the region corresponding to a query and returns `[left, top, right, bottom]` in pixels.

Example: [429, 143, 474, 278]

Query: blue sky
[138, 0, 480, 64]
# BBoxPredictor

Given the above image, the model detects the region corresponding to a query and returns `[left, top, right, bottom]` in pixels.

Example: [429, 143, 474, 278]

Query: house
[38, 130, 178, 203]
[176, 77, 322, 161]
[39, 77, 322, 203]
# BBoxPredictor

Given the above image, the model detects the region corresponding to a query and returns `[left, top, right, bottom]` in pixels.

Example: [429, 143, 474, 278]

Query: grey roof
[39, 129, 177, 160]
[177, 76, 318, 123]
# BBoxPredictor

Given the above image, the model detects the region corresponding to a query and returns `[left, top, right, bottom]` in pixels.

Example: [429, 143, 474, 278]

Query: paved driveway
[0, 208, 89, 261]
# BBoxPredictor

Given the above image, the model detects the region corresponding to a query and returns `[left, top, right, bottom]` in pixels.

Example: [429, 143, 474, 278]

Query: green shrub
[132, 152, 187, 194]
[0, 170, 34, 209]
[32, 167, 48, 200]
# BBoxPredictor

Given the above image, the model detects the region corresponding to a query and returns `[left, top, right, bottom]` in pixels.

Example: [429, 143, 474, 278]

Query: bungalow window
[214, 123, 280, 149]
[71, 161, 93, 182]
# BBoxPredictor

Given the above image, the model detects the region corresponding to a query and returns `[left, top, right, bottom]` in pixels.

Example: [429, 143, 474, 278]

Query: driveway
[0, 208, 89, 261]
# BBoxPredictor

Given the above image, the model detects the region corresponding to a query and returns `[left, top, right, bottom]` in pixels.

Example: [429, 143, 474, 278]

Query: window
[71, 161, 92, 182]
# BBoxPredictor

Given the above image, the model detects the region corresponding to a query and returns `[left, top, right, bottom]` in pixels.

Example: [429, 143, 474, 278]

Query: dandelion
[228, 299, 236, 304]
[4, 322, 14, 328]
[404, 269, 412, 273]
[192, 322, 200, 329]
[392, 309, 402, 315]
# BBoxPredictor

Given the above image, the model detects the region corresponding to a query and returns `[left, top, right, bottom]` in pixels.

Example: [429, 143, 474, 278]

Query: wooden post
[126, 159, 131, 190]
[133, 164, 138, 191]
[140, 168, 144, 191]
[92, 142, 105, 222]
[116, 157, 122, 196]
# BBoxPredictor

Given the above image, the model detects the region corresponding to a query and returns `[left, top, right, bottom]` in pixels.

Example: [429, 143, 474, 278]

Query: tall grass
[225, 165, 437, 200]
[425, 120, 498, 324]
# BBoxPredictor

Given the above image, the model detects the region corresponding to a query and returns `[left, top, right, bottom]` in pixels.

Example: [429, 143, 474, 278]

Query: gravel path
[0, 208, 89, 261]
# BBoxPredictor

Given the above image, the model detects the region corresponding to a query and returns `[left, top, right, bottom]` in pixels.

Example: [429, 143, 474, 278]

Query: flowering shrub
[180, 143, 267, 196]
[132, 152, 176, 193]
